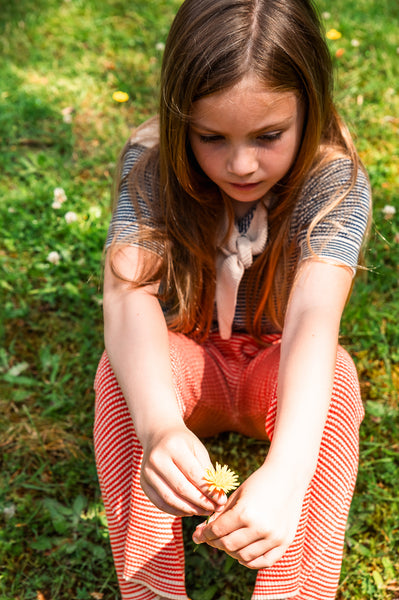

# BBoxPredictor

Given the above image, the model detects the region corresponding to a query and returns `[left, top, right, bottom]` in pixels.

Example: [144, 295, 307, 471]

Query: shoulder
[293, 157, 371, 224]
[302, 157, 369, 201]
[291, 157, 372, 269]
[130, 115, 159, 148]
[121, 143, 147, 177]
[120, 115, 160, 178]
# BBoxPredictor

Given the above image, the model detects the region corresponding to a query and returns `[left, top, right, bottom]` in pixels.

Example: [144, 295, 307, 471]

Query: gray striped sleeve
[105, 145, 162, 254]
[293, 159, 371, 270]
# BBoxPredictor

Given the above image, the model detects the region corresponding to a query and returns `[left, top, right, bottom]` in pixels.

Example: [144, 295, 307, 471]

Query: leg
[250, 346, 364, 600]
[94, 351, 187, 600]
[93, 333, 234, 600]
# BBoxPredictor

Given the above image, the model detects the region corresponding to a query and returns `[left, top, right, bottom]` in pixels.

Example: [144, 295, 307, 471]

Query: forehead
[190, 75, 299, 126]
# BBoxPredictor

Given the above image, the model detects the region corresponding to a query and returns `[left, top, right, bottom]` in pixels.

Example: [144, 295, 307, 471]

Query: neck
[231, 199, 259, 219]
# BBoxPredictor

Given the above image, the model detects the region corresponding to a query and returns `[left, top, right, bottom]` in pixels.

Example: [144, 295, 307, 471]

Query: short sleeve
[105, 144, 162, 254]
[293, 159, 371, 271]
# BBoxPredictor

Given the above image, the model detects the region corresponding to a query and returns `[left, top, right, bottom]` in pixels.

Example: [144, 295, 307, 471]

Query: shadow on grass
[0, 66, 74, 182]
[0, 0, 53, 24]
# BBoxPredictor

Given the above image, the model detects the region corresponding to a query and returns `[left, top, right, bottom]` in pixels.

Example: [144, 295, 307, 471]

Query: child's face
[189, 74, 304, 216]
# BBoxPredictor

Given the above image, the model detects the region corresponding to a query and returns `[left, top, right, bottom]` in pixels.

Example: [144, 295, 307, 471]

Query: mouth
[229, 182, 260, 190]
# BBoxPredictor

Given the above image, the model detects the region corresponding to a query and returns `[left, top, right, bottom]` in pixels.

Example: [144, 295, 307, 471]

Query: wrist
[262, 445, 317, 494]
[124, 385, 184, 447]
[137, 413, 186, 451]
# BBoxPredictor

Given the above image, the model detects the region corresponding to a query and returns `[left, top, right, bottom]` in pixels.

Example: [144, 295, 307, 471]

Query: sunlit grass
[0, 1, 398, 599]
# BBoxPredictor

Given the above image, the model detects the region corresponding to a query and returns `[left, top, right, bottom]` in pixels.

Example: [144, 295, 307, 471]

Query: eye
[257, 131, 283, 143]
[199, 134, 224, 143]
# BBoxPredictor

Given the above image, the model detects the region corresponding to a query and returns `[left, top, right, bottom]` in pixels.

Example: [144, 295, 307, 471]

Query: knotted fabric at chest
[215, 202, 269, 339]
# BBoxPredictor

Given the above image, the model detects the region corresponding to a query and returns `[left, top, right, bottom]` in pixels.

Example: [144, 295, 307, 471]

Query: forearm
[265, 310, 338, 489]
[102, 249, 224, 516]
[194, 261, 354, 563]
[103, 257, 183, 445]
[263, 260, 352, 490]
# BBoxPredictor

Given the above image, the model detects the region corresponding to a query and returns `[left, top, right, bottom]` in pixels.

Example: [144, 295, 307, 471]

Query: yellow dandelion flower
[112, 91, 129, 103]
[326, 29, 342, 40]
[203, 462, 239, 495]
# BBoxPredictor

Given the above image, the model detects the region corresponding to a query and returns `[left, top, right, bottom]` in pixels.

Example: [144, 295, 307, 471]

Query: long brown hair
[111, 0, 366, 340]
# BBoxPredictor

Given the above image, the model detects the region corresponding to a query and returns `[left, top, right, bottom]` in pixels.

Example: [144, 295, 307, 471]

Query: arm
[193, 258, 353, 567]
[103, 246, 224, 516]
[264, 258, 353, 487]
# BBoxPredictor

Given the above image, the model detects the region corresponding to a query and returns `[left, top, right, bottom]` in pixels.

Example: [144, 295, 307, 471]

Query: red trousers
[94, 332, 364, 600]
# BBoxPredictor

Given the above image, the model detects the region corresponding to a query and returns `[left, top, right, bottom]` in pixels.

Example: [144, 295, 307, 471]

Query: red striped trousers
[94, 332, 364, 600]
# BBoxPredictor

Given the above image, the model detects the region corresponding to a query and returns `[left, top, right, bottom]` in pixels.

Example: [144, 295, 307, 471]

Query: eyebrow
[190, 116, 295, 135]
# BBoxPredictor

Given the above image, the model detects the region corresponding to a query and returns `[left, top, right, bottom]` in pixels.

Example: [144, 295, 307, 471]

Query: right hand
[140, 425, 226, 517]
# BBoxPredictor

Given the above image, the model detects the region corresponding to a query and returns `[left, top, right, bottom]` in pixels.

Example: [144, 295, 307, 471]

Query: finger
[243, 544, 288, 570]
[173, 450, 227, 505]
[174, 441, 210, 485]
[192, 521, 205, 543]
[197, 523, 271, 555]
[196, 526, 253, 551]
[166, 462, 221, 512]
[192, 496, 240, 544]
[193, 499, 241, 542]
[192, 517, 244, 545]
[229, 538, 280, 567]
[141, 473, 214, 517]
[198, 482, 228, 506]
[194, 525, 285, 569]
[143, 462, 218, 514]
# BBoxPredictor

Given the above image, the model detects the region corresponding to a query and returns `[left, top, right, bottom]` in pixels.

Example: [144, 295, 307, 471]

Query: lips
[229, 182, 260, 190]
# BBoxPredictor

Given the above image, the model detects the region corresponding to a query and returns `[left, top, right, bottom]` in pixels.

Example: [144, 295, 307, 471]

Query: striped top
[106, 144, 371, 333]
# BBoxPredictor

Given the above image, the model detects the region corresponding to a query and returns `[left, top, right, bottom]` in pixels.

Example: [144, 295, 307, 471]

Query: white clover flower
[382, 205, 396, 219]
[155, 42, 165, 51]
[322, 11, 331, 19]
[53, 187, 67, 204]
[64, 211, 78, 224]
[52, 200, 62, 209]
[351, 39, 360, 47]
[88, 206, 102, 219]
[3, 505, 16, 520]
[47, 251, 61, 265]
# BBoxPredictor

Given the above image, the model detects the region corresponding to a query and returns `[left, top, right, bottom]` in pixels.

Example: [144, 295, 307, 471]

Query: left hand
[192, 463, 306, 569]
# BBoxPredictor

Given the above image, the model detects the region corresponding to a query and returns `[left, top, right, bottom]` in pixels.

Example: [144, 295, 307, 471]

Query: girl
[94, 0, 371, 599]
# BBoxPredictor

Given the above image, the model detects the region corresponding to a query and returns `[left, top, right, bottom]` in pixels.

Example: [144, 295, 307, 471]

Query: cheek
[275, 138, 299, 171]
[194, 147, 219, 178]
[265, 149, 290, 172]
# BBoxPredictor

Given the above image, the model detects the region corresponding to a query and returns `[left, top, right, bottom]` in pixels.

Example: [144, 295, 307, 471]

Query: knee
[331, 345, 365, 429]
[93, 352, 134, 449]
[94, 351, 116, 397]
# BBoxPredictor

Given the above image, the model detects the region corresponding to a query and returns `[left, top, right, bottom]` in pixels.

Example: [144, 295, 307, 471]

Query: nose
[227, 145, 258, 177]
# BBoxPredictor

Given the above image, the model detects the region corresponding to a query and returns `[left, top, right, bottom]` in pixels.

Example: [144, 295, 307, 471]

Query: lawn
[0, 1, 398, 599]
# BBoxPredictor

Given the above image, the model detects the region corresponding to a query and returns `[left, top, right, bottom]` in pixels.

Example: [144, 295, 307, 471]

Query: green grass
[0, 1, 398, 599]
